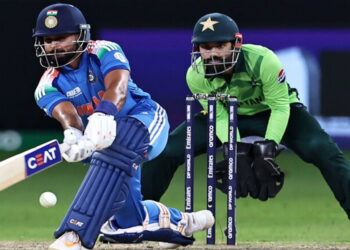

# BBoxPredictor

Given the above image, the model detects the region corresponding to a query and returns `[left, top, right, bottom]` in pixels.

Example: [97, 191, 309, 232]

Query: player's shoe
[99, 209, 214, 249]
[49, 231, 87, 250]
[184, 209, 215, 237]
[158, 210, 215, 248]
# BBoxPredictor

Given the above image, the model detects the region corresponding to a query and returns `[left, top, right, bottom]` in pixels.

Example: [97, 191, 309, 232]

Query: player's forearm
[216, 113, 241, 143]
[103, 69, 129, 112]
[102, 87, 126, 112]
[265, 105, 290, 144]
[52, 101, 84, 131]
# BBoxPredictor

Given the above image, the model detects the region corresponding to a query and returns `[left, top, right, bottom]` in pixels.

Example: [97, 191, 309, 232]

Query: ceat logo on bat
[25, 141, 62, 177]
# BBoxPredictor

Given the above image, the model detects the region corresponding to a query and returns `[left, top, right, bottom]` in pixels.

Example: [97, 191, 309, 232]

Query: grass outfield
[0, 150, 349, 245]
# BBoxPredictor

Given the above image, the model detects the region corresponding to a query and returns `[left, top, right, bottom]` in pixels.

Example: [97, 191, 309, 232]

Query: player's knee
[159, 129, 189, 159]
[112, 116, 150, 153]
[194, 111, 207, 118]
[298, 133, 340, 164]
[161, 141, 182, 158]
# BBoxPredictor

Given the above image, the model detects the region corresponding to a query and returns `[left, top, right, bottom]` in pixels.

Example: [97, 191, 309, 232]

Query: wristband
[95, 100, 118, 116]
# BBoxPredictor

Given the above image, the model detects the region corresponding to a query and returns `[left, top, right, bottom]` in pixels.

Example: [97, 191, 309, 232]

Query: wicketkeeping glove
[215, 160, 229, 194]
[216, 142, 258, 198]
[252, 140, 284, 201]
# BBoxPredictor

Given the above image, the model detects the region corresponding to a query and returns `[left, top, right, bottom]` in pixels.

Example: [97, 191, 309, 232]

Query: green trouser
[141, 103, 350, 219]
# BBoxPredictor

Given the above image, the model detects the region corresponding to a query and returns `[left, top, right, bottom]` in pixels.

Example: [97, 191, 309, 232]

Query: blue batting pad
[54, 117, 150, 249]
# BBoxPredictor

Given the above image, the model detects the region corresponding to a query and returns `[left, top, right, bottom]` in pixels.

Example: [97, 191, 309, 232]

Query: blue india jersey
[34, 40, 150, 126]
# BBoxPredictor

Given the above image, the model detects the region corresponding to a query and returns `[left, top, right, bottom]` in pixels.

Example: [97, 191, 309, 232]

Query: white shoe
[158, 210, 214, 248]
[49, 231, 87, 250]
[158, 242, 181, 249]
[183, 210, 215, 237]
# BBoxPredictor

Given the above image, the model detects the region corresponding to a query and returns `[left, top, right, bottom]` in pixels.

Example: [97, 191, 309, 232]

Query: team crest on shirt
[277, 69, 286, 83]
[114, 52, 126, 63]
[88, 69, 97, 84]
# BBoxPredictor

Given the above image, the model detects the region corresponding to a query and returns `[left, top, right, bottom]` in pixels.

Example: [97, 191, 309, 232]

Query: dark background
[1, 0, 350, 130]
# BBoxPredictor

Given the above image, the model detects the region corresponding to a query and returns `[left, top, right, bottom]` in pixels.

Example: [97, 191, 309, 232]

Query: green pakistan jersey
[186, 44, 300, 144]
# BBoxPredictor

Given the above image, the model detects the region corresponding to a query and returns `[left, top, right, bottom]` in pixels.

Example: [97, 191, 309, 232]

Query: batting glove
[84, 112, 117, 150]
[63, 127, 83, 145]
[61, 136, 95, 162]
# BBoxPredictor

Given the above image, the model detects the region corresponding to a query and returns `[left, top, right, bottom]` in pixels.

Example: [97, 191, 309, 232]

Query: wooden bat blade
[0, 139, 62, 191]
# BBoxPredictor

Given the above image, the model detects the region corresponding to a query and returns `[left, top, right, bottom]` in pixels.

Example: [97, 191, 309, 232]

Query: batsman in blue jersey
[33, 3, 214, 250]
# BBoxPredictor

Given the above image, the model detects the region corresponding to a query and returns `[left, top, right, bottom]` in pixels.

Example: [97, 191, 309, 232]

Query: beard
[46, 50, 77, 68]
[203, 54, 234, 76]
[43, 42, 81, 68]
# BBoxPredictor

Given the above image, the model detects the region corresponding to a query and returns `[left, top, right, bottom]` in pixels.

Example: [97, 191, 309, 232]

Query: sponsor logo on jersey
[66, 87, 82, 98]
[25, 141, 62, 177]
[277, 69, 286, 83]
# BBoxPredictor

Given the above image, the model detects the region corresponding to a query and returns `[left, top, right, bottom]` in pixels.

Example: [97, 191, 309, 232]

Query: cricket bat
[0, 139, 63, 191]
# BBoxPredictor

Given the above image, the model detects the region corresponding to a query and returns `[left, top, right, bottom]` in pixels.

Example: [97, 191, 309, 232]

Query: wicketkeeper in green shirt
[141, 13, 350, 219]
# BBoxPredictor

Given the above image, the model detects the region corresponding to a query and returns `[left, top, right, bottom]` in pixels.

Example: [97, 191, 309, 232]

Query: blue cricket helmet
[33, 3, 91, 68]
[33, 3, 90, 40]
